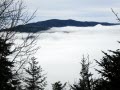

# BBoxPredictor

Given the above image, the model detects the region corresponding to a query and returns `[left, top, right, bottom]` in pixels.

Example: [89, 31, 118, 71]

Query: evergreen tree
[71, 56, 93, 90]
[93, 78, 110, 90]
[96, 48, 120, 90]
[25, 57, 47, 90]
[0, 38, 18, 90]
[52, 81, 67, 90]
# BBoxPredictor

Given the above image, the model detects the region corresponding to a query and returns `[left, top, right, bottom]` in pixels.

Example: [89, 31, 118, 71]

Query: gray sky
[24, 0, 120, 23]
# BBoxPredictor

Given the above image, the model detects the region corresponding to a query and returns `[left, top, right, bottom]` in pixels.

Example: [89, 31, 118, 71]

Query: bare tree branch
[0, 0, 39, 78]
[111, 8, 120, 22]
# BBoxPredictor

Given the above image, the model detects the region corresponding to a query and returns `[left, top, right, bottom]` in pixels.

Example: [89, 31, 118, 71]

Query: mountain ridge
[15, 19, 119, 32]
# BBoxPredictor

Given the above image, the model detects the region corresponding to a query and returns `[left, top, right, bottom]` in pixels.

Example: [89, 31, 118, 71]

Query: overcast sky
[24, 0, 120, 23]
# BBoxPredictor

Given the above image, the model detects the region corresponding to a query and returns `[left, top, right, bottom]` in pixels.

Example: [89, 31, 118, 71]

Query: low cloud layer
[29, 25, 120, 89]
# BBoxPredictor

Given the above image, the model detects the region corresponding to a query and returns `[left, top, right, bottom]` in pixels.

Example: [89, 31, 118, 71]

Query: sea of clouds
[17, 25, 120, 89]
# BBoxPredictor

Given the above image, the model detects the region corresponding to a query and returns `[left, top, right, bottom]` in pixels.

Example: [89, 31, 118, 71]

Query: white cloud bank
[29, 25, 120, 89]
[17, 25, 120, 89]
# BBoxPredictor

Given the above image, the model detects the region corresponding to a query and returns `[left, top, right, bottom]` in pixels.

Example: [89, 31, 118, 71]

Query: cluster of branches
[0, 0, 41, 90]
[0, 0, 39, 75]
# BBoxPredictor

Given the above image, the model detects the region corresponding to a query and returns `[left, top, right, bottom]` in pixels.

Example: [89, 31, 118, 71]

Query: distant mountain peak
[15, 19, 119, 33]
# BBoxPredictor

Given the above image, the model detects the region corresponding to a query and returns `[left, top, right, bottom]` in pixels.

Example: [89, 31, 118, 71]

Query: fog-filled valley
[16, 25, 120, 89]
[1, 0, 120, 90]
